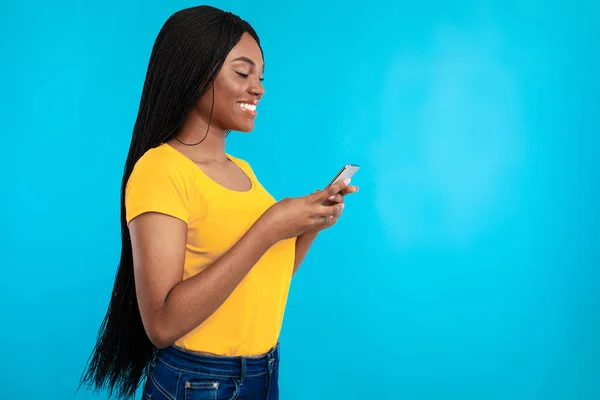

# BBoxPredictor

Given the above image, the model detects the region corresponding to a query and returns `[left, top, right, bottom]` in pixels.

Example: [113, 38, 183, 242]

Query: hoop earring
[174, 85, 215, 146]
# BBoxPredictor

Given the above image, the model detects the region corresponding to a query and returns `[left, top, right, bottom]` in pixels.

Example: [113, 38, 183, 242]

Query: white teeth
[239, 103, 256, 112]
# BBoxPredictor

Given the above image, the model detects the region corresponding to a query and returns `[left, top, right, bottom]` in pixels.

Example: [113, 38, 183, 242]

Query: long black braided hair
[79, 6, 262, 399]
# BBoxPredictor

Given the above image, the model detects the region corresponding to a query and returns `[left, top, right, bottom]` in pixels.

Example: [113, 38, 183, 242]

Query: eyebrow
[231, 56, 264, 71]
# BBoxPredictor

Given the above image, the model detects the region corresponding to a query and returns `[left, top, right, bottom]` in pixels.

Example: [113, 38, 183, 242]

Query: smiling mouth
[237, 102, 257, 116]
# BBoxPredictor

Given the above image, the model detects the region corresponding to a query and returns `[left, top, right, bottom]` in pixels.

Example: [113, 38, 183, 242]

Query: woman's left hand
[304, 184, 359, 235]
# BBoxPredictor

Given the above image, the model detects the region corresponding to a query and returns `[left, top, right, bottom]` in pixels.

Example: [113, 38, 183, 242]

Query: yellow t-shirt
[125, 143, 296, 356]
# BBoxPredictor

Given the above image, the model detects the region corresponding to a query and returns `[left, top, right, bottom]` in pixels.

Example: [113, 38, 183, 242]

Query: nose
[249, 79, 264, 99]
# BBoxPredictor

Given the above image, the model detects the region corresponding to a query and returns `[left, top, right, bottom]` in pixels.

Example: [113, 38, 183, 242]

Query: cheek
[218, 74, 248, 98]
[195, 94, 213, 116]
[215, 82, 243, 111]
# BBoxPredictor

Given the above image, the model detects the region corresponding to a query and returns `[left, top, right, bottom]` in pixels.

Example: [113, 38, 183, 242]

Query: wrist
[251, 214, 279, 248]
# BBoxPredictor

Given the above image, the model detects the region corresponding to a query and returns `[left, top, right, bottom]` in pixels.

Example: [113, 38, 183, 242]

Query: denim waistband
[156, 343, 280, 379]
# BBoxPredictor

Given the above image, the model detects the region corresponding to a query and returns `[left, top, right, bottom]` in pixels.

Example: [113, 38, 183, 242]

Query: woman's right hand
[258, 179, 350, 243]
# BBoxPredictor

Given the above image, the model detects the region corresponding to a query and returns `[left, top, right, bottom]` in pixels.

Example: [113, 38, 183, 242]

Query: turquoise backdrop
[1, 1, 599, 399]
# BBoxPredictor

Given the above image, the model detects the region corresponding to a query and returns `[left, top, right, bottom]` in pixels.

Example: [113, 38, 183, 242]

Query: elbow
[150, 335, 172, 350]
[145, 322, 174, 349]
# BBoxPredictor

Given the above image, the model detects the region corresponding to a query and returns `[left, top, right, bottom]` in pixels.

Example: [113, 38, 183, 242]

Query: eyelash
[236, 72, 264, 82]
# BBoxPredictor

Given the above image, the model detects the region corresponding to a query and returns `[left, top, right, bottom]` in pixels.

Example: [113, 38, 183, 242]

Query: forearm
[154, 221, 275, 347]
[293, 231, 319, 275]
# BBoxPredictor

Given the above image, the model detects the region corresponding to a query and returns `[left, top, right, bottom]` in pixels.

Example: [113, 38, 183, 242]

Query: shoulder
[227, 153, 256, 176]
[127, 144, 197, 192]
[125, 144, 198, 224]
[134, 144, 187, 170]
[227, 153, 259, 172]
[226, 153, 250, 167]
[133, 144, 196, 177]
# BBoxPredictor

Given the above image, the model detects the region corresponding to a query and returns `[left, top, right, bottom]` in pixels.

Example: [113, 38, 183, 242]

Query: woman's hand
[305, 182, 359, 234]
[258, 179, 352, 243]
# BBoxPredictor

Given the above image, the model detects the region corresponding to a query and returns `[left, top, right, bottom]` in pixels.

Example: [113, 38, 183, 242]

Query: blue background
[1, 0, 599, 399]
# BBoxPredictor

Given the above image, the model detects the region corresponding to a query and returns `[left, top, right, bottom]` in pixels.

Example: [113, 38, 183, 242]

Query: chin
[232, 122, 254, 133]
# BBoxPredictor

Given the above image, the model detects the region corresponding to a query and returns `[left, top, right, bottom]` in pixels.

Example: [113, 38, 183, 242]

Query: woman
[80, 5, 357, 400]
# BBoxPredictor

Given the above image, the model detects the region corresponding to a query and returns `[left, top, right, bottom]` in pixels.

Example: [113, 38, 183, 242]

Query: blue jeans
[142, 343, 280, 400]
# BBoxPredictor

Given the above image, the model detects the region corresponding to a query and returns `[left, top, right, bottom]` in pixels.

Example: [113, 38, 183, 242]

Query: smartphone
[326, 164, 360, 188]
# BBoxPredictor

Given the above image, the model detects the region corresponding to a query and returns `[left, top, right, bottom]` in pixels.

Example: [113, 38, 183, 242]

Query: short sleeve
[125, 151, 190, 224]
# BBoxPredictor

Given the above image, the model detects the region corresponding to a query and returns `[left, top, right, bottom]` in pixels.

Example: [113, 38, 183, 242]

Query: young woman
[80, 5, 358, 400]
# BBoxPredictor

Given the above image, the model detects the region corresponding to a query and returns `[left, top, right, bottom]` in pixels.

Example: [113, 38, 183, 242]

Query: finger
[314, 202, 344, 218]
[326, 193, 344, 204]
[340, 185, 359, 196]
[320, 211, 341, 228]
[313, 179, 350, 202]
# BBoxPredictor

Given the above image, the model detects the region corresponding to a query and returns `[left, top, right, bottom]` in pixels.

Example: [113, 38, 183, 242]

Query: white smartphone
[326, 164, 360, 188]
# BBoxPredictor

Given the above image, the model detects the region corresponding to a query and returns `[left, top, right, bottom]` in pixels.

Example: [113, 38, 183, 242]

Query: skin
[129, 33, 359, 349]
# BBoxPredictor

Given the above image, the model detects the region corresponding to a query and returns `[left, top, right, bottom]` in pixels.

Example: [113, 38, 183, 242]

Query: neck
[173, 109, 228, 163]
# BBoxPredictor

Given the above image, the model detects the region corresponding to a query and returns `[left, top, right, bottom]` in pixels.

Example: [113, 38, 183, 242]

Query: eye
[236, 71, 264, 82]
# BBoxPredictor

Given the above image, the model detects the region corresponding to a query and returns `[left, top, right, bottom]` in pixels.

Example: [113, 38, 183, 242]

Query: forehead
[227, 33, 264, 69]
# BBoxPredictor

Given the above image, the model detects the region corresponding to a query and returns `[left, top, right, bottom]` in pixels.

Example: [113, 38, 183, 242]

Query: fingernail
[328, 195, 335, 200]
[341, 203, 345, 210]
[344, 178, 351, 185]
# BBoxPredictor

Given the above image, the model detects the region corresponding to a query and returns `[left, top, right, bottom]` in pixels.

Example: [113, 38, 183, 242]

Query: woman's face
[196, 32, 265, 132]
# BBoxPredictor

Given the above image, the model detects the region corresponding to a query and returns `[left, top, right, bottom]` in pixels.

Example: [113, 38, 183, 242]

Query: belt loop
[240, 357, 246, 384]
[267, 350, 274, 374]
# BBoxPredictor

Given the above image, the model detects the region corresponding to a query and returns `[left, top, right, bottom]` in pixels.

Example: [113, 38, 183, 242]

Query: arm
[293, 231, 318, 275]
[130, 180, 348, 349]
[130, 212, 275, 349]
